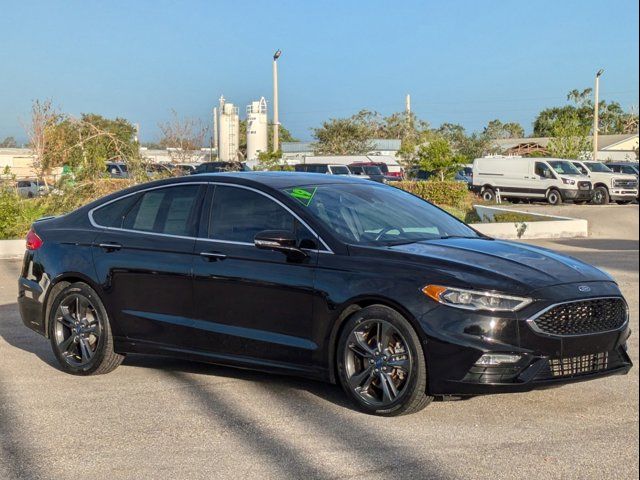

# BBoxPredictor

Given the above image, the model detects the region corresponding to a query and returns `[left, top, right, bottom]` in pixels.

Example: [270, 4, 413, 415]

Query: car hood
[361, 238, 613, 295]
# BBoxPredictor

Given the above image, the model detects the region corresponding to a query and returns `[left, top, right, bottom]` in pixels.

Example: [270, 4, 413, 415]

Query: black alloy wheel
[49, 282, 124, 375]
[592, 186, 610, 205]
[337, 305, 432, 416]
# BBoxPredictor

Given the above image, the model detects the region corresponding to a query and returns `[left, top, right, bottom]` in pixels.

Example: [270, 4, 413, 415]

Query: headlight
[562, 177, 576, 185]
[422, 285, 533, 312]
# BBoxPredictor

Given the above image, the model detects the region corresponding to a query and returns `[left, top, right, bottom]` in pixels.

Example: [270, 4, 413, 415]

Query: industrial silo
[218, 96, 240, 162]
[246, 97, 268, 168]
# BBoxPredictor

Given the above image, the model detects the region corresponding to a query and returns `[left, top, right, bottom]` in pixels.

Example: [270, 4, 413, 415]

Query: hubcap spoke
[387, 355, 409, 371]
[348, 331, 375, 359]
[78, 338, 94, 361]
[375, 321, 393, 352]
[379, 372, 399, 403]
[58, 334, 76, 353]
[349, 366, 374, 390]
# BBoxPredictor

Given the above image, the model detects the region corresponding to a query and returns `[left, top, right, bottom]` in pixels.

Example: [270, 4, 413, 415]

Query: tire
[546, 189, 563, 205]
[592, 186, 610, 205]
[481, 188, 495, 202]
[510, 198, 521, 204]
[48, 282, 124, 375]
[336, 305, 433, 416]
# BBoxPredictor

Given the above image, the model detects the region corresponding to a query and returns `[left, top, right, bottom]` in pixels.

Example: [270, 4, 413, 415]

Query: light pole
[593, 68, 604, 161]
[272, 49, 282, 153]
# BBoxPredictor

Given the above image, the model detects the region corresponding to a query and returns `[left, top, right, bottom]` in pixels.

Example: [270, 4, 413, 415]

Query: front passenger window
[209, 185, 317, 248]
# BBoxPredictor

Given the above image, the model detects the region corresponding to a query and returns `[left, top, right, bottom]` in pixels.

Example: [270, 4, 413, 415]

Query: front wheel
[336, 305, 432, 416]
[547, 189, 563, 205]
[48, 282, 124, 375]
[592, 186, 610, 205]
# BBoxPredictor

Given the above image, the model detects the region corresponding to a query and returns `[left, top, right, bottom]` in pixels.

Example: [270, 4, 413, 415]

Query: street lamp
[273, 50, 282, 152]
[593, 68, 604, 161]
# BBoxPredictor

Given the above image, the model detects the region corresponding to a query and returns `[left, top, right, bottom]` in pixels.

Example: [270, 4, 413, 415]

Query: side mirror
[254, 230, 308, 260]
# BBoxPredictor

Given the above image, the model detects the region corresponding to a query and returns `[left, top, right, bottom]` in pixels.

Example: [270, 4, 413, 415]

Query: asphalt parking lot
[1, 205, 638, 480]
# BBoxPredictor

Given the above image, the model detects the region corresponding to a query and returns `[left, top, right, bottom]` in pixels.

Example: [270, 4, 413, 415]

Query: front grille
[613, 179, 638, 189]
[549, 352, 608, 377]
[578, 181, 591, 190]
[531, 298, 627, 336]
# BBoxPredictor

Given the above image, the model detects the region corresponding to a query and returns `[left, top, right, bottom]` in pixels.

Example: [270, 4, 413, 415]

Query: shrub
[0, 190, 48, 240]
[390, 180, 473, 210]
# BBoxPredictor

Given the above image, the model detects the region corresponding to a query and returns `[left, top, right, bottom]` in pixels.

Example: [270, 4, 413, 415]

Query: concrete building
[494, 133, 638, 161]
[281, 139, 402, 163]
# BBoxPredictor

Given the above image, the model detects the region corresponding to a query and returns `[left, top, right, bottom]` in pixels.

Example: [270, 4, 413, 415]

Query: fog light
[475, 354, 522, 366]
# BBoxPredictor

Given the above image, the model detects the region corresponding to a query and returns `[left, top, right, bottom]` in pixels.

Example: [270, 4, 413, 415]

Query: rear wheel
[48, 282, 124, 375]
[592, 186, 610, 205]
[481, 188, 495, 202]
[547, 189, 563, 205]
[336, 305, 432, 416]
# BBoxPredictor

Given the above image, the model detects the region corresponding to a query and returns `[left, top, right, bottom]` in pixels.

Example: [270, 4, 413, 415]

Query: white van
[472, 156, 593, 205]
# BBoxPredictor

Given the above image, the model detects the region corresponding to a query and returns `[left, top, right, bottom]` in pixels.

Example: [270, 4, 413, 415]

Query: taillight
[26, 229, 43, 251]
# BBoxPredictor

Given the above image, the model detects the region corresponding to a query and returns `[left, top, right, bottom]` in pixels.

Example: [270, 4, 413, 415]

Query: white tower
[217, 96, 240, 162]
[246, 97, 268, 168]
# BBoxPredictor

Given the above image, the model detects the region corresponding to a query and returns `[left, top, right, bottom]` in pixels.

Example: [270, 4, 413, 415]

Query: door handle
[98, 242, 122, 252]
[200, 252, 227, 261]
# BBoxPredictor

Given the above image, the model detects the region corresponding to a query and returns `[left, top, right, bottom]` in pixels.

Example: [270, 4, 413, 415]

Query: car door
[191, 183, 321, 370]
[92, 183, 206, 347]
[534, 161, 555, 198]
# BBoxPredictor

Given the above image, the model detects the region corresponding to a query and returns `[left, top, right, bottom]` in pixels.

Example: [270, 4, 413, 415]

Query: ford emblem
[578, 285, 592, 293]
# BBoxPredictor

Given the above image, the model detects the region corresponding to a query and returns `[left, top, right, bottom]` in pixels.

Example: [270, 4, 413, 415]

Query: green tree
[533, 88, 638, 136]
[0, 136, 18, 148]
[45, 114, 141, 180]
[435, 123, 491, 161]
[482, 119, 524, 139]
[415, 137, 464, 181]
[546, 111, 591, 159]
[312, 117, 374, 155]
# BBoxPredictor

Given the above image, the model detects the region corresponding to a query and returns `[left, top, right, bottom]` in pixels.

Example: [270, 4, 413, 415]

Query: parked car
[16, 179, 47, 198]
[18, 173, 632, 416]
[105, 162, 129, 179]
[144, 163, 172, 178]
[170, 163, 199, 176]
[606, 162, 639, 177]
[472, 156, 592, 205]
[193, 162, 251, 174]
[570, 160, 638, 205]
[455, 165, 473, 185]
[294, 164, 353, 175]
[358, 161, 403, 181]
[348, 163, 386, 183]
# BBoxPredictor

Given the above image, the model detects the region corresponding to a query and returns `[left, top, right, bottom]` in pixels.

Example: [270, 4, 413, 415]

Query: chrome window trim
[526, 296, 629, 338]
[88, 180, 334, 254]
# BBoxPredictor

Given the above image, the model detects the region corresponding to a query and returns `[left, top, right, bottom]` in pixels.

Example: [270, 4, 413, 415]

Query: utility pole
[593, 69, 604, 161]
[273, 49, 282, 152]
[405, 94, 411, 114]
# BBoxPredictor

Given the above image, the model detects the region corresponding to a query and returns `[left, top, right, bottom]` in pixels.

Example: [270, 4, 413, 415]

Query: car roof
[192, 171, 370, 189]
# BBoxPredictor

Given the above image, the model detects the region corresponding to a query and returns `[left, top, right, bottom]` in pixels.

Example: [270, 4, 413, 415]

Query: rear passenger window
[122, 185, 201, 236]
[92, 194, 140, 228]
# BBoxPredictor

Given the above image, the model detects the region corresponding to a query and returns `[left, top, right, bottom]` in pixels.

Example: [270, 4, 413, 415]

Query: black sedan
[18, 173, 632, 416]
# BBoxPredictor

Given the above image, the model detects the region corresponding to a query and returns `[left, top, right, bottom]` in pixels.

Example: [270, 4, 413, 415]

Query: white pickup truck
[571, 160, 638, 205]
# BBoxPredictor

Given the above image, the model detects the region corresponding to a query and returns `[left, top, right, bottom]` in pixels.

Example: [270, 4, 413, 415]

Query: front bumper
[420, 281, 633, 396]
[561, 188, 592, 201]
[610, 190, 638, 201]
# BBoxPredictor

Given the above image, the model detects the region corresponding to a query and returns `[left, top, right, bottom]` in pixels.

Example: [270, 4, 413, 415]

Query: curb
[471, 205, 589, 240]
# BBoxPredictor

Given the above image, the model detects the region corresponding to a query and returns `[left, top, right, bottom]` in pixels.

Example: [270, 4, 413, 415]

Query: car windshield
[330, 166, 351, 175]
[548, 161, 582, 175]
[282, 183, 478, 246]
[585, 162, 612, 173]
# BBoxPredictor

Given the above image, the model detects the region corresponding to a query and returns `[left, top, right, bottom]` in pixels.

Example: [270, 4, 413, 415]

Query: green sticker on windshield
[287, 187, 317, 207]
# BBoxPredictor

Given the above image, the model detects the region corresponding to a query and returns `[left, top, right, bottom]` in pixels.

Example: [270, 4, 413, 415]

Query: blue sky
[1, 0, 638, 143]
